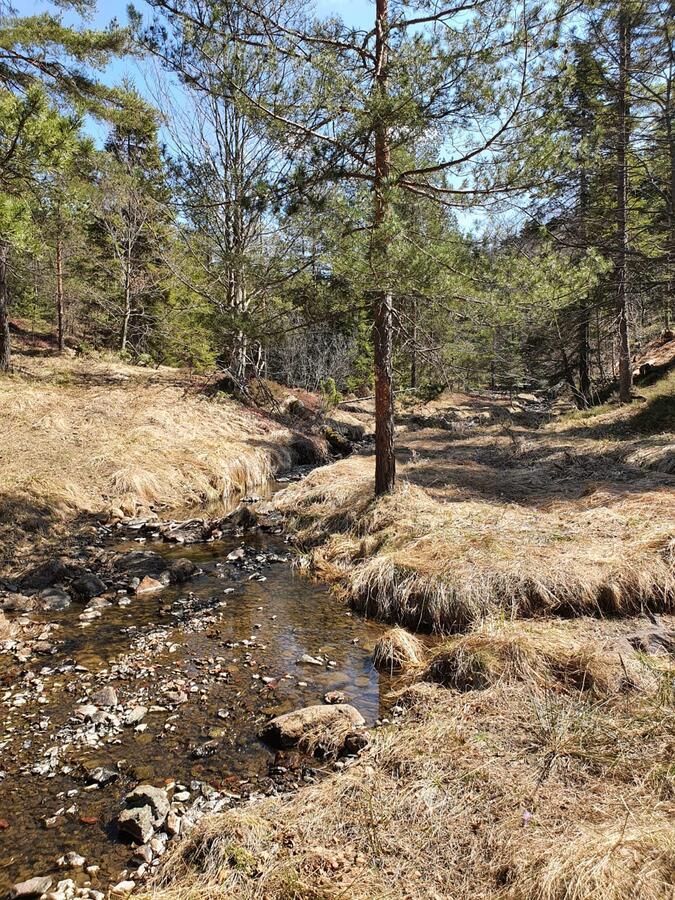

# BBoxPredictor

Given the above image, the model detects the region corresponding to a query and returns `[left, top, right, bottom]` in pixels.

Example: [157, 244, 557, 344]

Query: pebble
[111, 880, 135, 895]
[124, 706, 147, 726]
[297, 654, 323, 666]
[57, 851, 86, 868]
[92, 686, 118, 708]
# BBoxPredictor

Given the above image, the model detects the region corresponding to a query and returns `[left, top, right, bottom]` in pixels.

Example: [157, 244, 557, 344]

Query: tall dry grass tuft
[273, 453, 675, 632]
[372, 626, 427, 673]
[511, 823, 675, 900]
[423, 620, 651, 695]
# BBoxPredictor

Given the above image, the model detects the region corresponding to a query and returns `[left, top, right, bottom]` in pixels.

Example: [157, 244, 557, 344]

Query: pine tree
[0, 1, 131, 370]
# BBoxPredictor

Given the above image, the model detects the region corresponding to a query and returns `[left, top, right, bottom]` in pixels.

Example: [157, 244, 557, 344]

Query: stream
[0, 483, 394, 897]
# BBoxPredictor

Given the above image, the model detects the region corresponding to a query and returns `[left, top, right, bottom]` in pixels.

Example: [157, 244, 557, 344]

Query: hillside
[0, 343, 314, 571]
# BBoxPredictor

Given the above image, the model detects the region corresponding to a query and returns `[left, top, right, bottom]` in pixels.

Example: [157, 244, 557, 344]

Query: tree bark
[666, 76, 674, 331]
[55, 233, 65, 353]
[121, 250, 132, 353]
[410, 293, 417, 389]
[577, 139, 592, 407]
[372, 0, 395, 496]
[616, 3, 633, 403]
[0, 241, 11, 372]
[578, 308, 591, 406]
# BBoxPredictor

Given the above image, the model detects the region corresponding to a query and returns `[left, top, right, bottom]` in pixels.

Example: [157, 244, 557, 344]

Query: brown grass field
[145, 369, 675, 900]
[274, 371, 675, 631]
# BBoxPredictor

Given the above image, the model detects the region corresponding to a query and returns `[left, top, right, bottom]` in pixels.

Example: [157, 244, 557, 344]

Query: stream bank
[0, 477, 395, 899]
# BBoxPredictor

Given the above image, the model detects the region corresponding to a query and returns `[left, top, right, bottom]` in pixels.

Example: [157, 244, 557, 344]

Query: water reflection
[0, 527, 394, 892]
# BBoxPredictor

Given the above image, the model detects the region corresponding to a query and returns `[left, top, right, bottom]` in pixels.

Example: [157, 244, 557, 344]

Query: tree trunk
[616, 3, 633, 403]
[577, 144, 592, 406]
[0, 241, 11, 372]
[55, 234, 65, 353]
[666, 92, 674, 331]
[121, 256, 132, 353]
[372, 0, 395, 496]
[578, 307, 591, 406]
[410, 293, 417, 390]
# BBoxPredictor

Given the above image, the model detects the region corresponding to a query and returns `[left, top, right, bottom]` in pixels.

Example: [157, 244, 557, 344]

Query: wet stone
[135, 576, 165, 595]
[124, 706, 147, 726]
[57, 851, 85, 868]
[20, 558, 71, 590]
[1, 593, 36, 612]
[191, 740, 219, 759]
[113, 550, 166, 579]
[39, 588, 72, 611]
[168, 558, 198, 583]
[70, 573, 107, 601]
[87, 766, 118, 787]
[8, 876, 53, 898]
[297, 654, 323, 666]
[92, 686, 118, 707]
[117, 806, 155, 844]
[124, 785, 170, 826]
[260, 704, 366, 753]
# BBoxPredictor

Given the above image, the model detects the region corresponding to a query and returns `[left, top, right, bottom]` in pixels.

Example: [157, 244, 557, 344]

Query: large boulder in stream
[124, 784, 170, 826]
[38, 587, 72, 611]
[113, 550, 167, 580]
[70, 572, 107, 601]
[260, 704, 367, 757]
[19, 558, 76, 590]
[168, 557, 198, 583]
[117, 784, 170, 843]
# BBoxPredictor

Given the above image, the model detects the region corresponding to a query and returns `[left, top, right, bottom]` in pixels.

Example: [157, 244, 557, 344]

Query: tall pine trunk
[55, 234, 65, 353]
[616, 3, 633, 402]
[373, 0, 395, 496]
[577, 147, 592, 407]
[0, 241, 11, 373]
[667, 95, 674, 331]
[121, 251, 132, 353]
[410, 294, 418, 390]
[578, 310, 591, 405]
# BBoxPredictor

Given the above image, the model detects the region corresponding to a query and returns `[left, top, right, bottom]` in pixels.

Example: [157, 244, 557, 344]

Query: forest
[1, 0, 673, 420]
[0, 1, 674, 899]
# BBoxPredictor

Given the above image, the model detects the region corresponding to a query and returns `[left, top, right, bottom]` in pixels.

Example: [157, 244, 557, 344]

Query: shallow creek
[0, 490, 395, 895]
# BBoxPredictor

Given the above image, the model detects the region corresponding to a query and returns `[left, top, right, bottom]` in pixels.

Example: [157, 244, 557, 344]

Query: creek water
[0, 495, 394, 895]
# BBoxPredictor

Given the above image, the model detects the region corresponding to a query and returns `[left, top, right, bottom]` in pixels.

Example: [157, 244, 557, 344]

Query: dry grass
[297, 716, 362, 761]
[422, 618, 653, 694]
[514, 823, 675, 900]
[0, 611, 17, 640]
[273, 375, 675, 632]
[372, 626, 427, 673]
[144, 615, 675, 900]
[0, 351, 306, 569]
